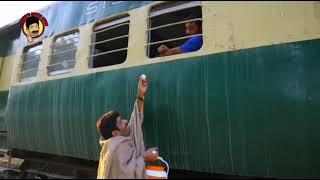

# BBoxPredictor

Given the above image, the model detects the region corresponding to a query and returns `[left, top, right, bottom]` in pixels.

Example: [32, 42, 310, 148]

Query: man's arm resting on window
[159, 47, 182, 57]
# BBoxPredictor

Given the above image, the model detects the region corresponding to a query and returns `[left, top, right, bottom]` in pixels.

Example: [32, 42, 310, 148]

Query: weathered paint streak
[0, 91, 8, 149]
[5, 39, 320, 178]
[0, 91, 8, 131]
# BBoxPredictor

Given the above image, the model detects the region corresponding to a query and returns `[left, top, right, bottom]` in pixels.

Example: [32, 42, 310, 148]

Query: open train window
[48, 30, 79, 76]
[89, 15, 130, 68]
[19, 42, 43, 82]
[147, 1, 203, 58]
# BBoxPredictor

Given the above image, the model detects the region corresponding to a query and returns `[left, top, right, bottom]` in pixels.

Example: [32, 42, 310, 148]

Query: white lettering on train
[85, 1, 124, 15]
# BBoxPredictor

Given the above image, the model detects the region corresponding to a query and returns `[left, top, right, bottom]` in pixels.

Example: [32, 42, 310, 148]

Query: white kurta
[97, 100, 146, 179]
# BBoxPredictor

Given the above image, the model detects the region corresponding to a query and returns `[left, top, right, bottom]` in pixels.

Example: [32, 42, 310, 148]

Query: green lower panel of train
[5, 39, 320, 178]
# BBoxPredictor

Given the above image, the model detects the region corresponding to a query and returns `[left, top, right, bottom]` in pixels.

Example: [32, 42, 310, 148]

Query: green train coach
[0, 1, 319, 178]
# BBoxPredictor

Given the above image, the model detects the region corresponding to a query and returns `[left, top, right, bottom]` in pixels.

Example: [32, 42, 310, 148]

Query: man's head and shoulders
[97, 110, 132, 151]
[96, 110, 136, 179]
[180, 16, 203, 53]
[157, 15, 203, 56]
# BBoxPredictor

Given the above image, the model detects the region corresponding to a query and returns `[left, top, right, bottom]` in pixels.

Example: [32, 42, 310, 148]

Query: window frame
[0, 57, 3, 77]
[88, 13, 130, 69]
[48, 28, 80, 76]
[146, 1, 204, 58]
[19, 41, 43, 82]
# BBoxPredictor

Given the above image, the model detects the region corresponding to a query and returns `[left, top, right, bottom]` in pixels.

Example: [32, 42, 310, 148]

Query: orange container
[145, 165, 168, 179]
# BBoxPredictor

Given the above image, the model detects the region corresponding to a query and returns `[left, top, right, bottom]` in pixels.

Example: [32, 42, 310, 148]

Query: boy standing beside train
[96, 75, 158, 179]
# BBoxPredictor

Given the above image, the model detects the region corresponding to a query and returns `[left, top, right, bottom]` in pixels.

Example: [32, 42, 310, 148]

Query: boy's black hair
[26, 16, 39, 29]
[184, 15, 202, 28]
[97, 110, 120, 140]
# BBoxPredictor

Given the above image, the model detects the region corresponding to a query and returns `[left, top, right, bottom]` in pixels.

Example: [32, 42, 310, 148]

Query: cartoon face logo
[26, 16, 40, 38]
[20, 12, 48, 43]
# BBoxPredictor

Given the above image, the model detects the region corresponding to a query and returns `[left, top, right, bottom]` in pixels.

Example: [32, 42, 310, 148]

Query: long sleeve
[109, 140, 146, 179]
[97, 136, 132, 179]
[109, 142, 135, 179]
[128, 100, 145, 160]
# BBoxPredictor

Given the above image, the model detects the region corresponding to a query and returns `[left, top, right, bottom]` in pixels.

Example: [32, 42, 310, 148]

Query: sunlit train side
[0, 1, 319, 178]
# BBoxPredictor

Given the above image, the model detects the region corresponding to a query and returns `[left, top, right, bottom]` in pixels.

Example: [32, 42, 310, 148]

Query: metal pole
[0, 57, 4, 80]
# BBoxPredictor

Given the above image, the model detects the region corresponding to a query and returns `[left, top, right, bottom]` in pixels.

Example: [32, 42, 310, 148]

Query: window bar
[47, 60, 76, 67]
[18, 67, 38, 74]
[94, 16, 130, 31]
[145, 34, 203, 46]
[147, 18, 202, 32]
[21, 48, 42, 56]
[89, 35, 128, 46]
[48, 69, 73, 76]
[51, 40, 80, 49]
[147, 16, 152, 57]
[88, 47, 128, 58]
[20, 77, 36, 82]
[90, 34, 96, 58]
[92, 22, 130, 36]
[49, 48, 77, 56]
[148, 3, 202, 19]
[21, 57, 40, 65]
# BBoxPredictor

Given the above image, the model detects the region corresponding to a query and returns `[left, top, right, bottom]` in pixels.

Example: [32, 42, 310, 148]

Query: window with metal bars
[19, 42, 43, 82]
[147, 1, 203, 58]
[89, 15, 130, 68]
[48, 30, 79, 76]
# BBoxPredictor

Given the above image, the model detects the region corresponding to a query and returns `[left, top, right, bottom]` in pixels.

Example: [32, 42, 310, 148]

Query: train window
[48, 30, 79, 76]
[147, 1, 203, 58]
[19, 42, 43, 82]
[89, 15, 130, 68]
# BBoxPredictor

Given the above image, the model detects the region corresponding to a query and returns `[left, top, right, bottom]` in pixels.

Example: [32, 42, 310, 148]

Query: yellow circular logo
[22, 19, 44, 38]
[19, 12, 48, 42]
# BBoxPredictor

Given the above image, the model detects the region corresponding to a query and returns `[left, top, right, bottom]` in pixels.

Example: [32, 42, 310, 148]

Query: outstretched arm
[159, 47, 182, 56]
[157, 36, 203, 57]
[137, 75, 148, 112]
[127, 75, 149, 161]
[158, 44, 182, 57]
